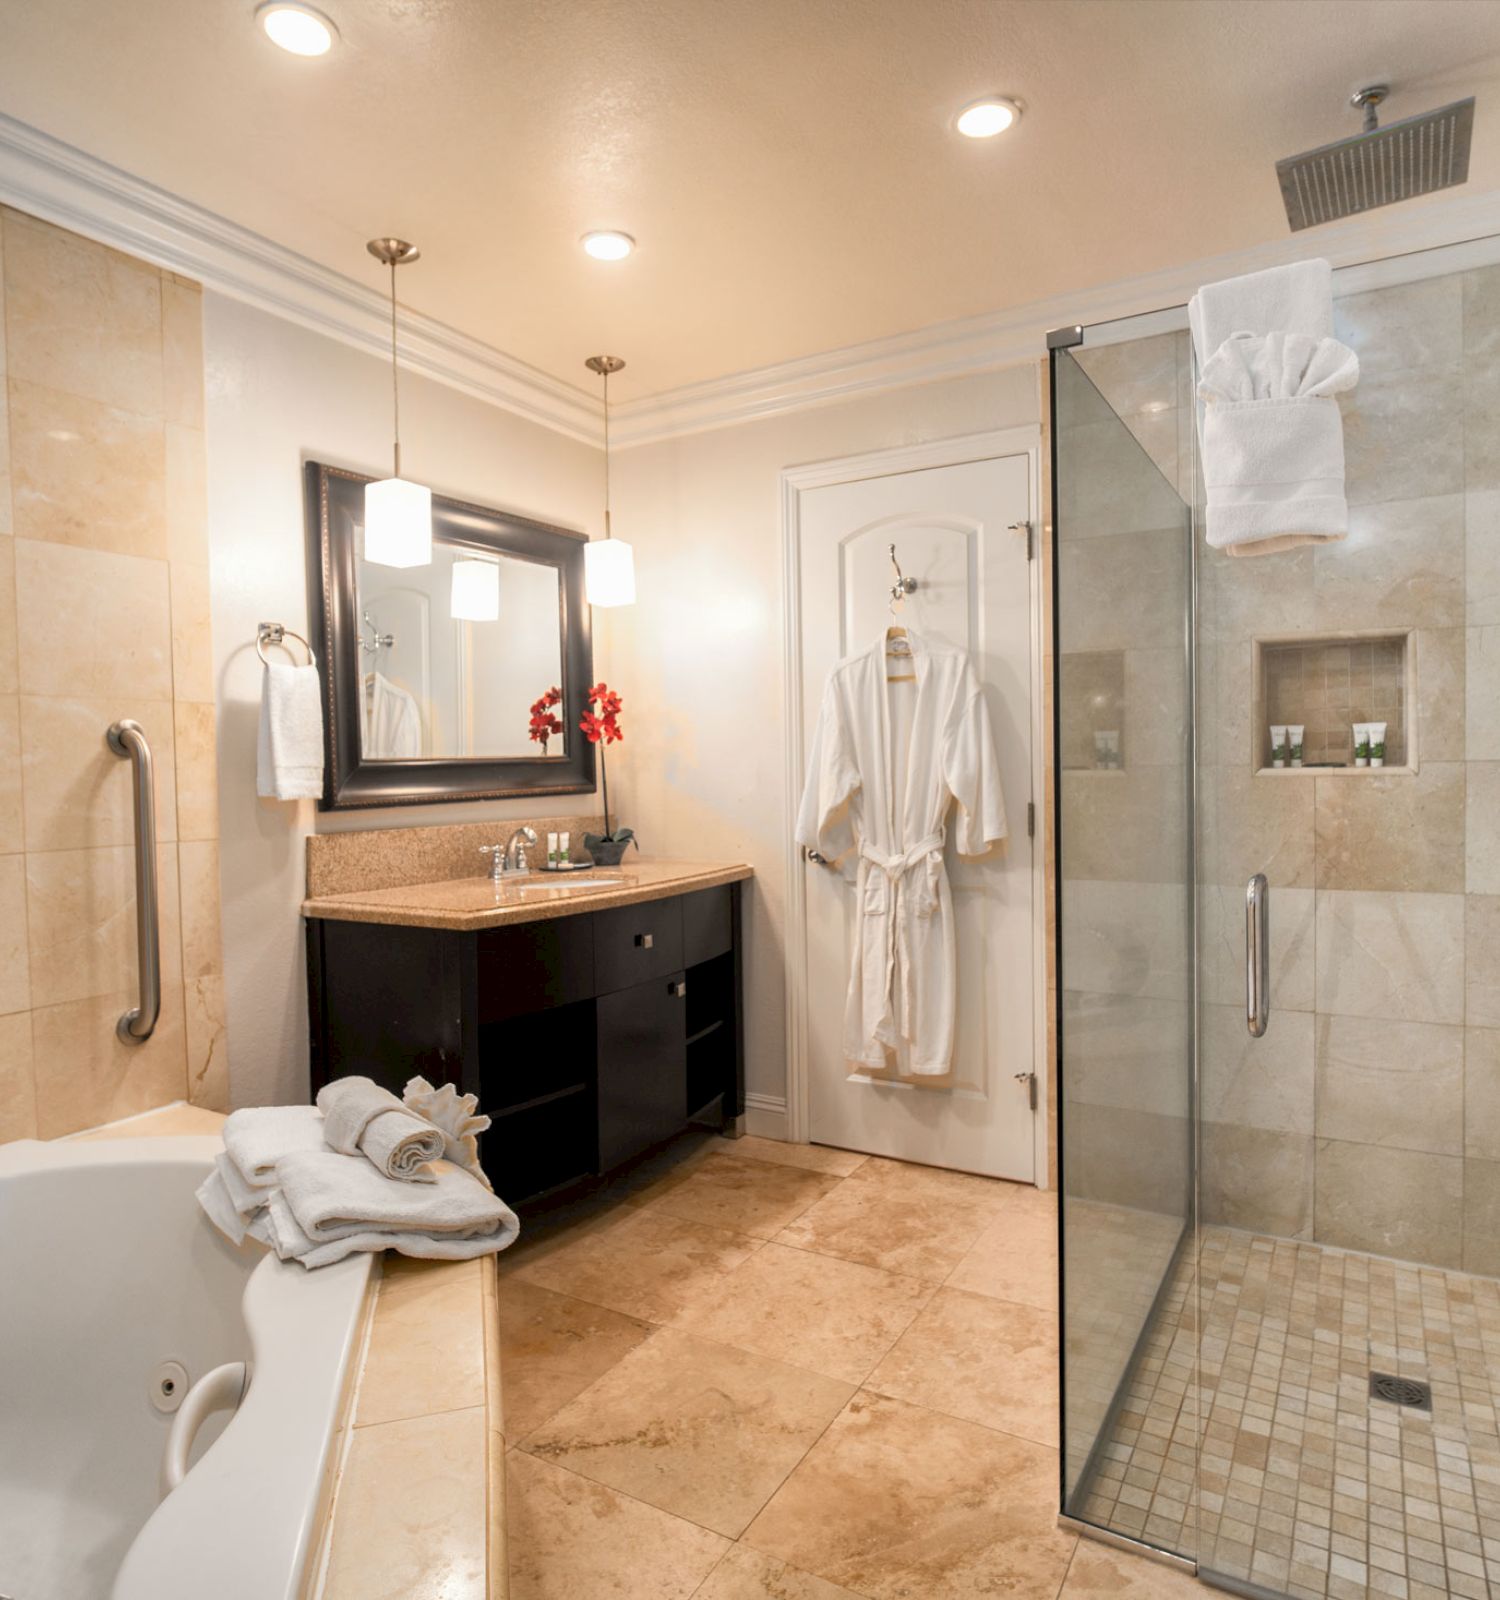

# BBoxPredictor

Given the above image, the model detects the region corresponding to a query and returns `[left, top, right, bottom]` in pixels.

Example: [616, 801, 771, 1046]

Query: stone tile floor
[496, 1131, 1199, 1600]
[1075, 1225, 1500, 1600]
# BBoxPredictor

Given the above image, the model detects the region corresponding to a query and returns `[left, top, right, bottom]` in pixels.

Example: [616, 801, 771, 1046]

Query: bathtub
[0, 1135, 373, 1600]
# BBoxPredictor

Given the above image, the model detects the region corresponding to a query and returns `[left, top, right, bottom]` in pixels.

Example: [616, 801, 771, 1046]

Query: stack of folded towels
[196, 1075, 520, 1269]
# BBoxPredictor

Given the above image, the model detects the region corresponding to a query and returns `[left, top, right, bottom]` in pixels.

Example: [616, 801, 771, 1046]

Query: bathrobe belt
[859, 832, 945, 1048]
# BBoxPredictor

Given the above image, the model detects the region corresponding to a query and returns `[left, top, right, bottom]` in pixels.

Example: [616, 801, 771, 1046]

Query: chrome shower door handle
[1245, 873, 1269, 1039]
[108, 720, 161, 1044]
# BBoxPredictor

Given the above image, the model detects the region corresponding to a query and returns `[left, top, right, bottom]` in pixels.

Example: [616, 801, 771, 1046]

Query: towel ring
[256, 622, 315, 668]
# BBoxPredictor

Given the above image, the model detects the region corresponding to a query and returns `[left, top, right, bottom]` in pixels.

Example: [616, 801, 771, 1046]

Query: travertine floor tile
[692, 1544, 870, 1600]
[946, 1190, 1058, 1309]
[631, 1150, 842, 1239]
[356, 1257, 486, 1427]
[718, 1134, 869, 1177]
[1059, 1540, 1204, 1597]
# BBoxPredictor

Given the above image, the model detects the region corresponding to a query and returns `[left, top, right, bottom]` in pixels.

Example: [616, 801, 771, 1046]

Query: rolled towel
[221, 1105, 327, 1186]
[256, 661, 324, 802]
[317, 1076, 444, 1183]
[264, 1190, 517, 1271]
[275, 1149, 518, 1246]
[403, 1076, 492, 1187]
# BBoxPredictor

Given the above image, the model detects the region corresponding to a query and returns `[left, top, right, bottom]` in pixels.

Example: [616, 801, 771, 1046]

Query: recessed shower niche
[1252, 630, 1412, 773]
[1060, 649, 1125, 770]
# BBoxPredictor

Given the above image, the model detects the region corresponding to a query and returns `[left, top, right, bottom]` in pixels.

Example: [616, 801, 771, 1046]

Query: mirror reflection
[355, 541, 565, 760]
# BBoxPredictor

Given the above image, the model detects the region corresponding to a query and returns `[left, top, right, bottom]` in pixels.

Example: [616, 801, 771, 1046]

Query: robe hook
[889, 544, 918, 613]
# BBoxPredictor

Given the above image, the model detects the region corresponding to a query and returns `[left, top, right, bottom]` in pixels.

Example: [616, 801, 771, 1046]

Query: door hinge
[1026, 800, 1035, 838]
[1014, 1071, 1038, 1111]
[1010, 520, 1035, 561]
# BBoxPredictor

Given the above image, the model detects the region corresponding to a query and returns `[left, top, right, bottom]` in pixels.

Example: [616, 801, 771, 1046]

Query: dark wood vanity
[304, 867, 748, 1204]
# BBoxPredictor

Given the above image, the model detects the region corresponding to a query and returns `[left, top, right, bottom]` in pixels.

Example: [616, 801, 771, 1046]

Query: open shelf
[1251, 630, 1413, 775]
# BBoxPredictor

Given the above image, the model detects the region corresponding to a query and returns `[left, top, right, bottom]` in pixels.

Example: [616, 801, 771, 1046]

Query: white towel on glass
[257, 661, 325, 801]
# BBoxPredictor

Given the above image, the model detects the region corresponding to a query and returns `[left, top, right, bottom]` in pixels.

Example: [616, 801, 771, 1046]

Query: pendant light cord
[602, 366, 611, 536]
[389, 258, 401, 479]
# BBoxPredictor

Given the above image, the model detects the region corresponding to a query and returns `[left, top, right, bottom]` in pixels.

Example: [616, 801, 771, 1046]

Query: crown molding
[0, 113, 603, 446]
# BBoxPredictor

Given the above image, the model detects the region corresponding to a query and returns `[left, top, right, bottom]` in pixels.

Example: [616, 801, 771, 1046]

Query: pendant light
[584, 355, 636, 607]
[451, 554, 501, 621]
[364, 237, 432, 568]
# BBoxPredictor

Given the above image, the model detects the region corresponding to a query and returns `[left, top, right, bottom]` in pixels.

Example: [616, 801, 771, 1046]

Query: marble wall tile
[1199, 882, 1316, 1012]
[1414, 626, 1466, 760]
[1315, 1014, 1463, 1155]
[1123, 647, 1188, 767]
[7, 379, 166, 558]
[1462, 1156, 1500, 1276]
[14, 539, 171, 699]
[1313, 1138, 1462, 1268]
[0, 1011, 35, 1142]
[1339, 362, 1464, 505]
[1467, 626, 1500, 758]
[0, 853, 31, 1015]
[1312, 494, 1465, 631]
[1057, 527, 1187, 650]
[1199, 1122, 1313, 1240]
[173, 700, 219, 841]
[0, 696, 19, 854]
[169, 562, 214, 703]
[1313, 763, 1465, 893]
[1468, 762, 1500, 894]
[1, 208, 162, 416]
[1055, 419, 1186, 543]
[1060, 879, 1189, 1001]
[19, 694, 177, 850]
[1335, 274, 1464, 381]
[1198, 766, 1316, 890]
[0, 369, 10, 539]
[1063, 991, 1192, 1121]
[1063, 1101, 1190, 1216]
[1464, 289, 1500, 492]
[25, 844, 181, 1008]
[1463, 1027, 1500, 1161]
[1074, 333, 1181, 418]
[161, 277, 203, 431]
[184, 972, 228, 1112]
[1200, 1002, 1314, 1136]
[1467, 490, 1500, 626]
[0, 538, 15, 696]
[1060, 769, 1188, 885]
[1204, 542, 1318, 642]
[165, 423, 207, 566]
[30, 981, 187, 1139]
[1058, 650, 1124, 771]
[1468, 895, 1500, 1030]
[1314, 890, 1464, 1024]
[177, 839, 222, 979]
[1462, 263, 1500, 368]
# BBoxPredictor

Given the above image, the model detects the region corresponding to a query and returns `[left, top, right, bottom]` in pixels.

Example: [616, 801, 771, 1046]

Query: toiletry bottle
[1270, 725, 1287, 769]
[1353, 724, 1369, 767]
[1288, 725, 1304, 769]
[547, 831, 559, 868]
[560, 831, 571, 865]
[1368, 721, 1387, 769]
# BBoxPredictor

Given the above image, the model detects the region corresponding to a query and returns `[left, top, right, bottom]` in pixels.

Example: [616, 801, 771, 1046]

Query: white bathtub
[0, 1135, 373, 1600]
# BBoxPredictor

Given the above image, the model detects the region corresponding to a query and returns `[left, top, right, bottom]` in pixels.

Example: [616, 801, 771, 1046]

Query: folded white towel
[221, 1105, 326, 1186]
[276, 1149, 518, 1244]
[256, 661, 324, 802]
[316, 1076, 443, 1182]
[196, 1157, 277, 1248]
[264, 1189, 516, 1270]
[1189, 258, 1335, 355]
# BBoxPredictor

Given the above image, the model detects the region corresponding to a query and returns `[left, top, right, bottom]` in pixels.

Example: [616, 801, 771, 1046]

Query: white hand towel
[276, 1149, 519, 1244]
[196, 1158, 278, 1249]
[221, 1104, 327, 1186]
[316, 1076, 444, 1182]
[263, 1190, 516, 1269]
[256, 661, 325, 802]
[1189, 258, 1335, 355]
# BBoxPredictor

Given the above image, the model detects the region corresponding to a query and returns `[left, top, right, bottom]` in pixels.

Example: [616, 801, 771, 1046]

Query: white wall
[203, 295, 605, 1109]
[607, 365, 1040, 1124]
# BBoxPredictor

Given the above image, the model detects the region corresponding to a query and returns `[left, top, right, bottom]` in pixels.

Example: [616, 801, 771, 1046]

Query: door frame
[779, 425, 1049, 1184]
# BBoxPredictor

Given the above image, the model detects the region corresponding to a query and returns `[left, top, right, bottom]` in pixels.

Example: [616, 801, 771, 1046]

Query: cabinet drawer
[592, 898, 684, 995]
[477, 916, 594, 1022]
[681, 885, 733, 967]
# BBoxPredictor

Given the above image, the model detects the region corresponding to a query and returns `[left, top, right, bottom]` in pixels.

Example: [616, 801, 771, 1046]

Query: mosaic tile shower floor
[1074, 1226, 1500, 1600]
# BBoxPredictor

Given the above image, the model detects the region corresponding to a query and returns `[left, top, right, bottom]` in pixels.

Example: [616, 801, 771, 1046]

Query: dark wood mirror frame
[305, 460, 596, 810]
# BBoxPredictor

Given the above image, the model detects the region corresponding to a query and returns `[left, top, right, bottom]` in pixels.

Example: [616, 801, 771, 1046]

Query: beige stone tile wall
[0, 206, 226, 1145]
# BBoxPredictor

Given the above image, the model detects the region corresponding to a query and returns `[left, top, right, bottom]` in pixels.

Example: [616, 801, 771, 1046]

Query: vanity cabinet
[305, 881, 744, 1205]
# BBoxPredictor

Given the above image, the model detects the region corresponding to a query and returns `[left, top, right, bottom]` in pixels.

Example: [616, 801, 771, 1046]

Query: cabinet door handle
[668, 980, 687, 998]
[635, 933, 654, 949]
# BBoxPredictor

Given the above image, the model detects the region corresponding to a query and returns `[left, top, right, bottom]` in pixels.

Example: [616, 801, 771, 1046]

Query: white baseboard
[744, 1092, 789, 1142]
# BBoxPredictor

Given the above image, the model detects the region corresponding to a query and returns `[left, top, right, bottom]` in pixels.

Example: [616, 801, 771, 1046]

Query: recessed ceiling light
[256, 2, 338, 56]
[955, 97, 1020, 138]
[581, 230, 635, 262]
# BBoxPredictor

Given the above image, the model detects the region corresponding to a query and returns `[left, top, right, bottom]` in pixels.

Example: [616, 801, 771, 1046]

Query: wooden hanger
[885, 625, 915, 683]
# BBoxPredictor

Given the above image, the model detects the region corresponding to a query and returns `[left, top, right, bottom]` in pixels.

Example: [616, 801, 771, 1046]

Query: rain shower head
[1276, 86, 1475, 232]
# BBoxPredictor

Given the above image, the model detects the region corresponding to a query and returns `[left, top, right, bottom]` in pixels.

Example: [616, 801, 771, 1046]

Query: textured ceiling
[0, 0, 1498, 400]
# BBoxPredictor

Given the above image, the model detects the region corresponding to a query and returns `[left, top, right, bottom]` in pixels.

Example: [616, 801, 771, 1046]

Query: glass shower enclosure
[1053, 239, 1500, 1600]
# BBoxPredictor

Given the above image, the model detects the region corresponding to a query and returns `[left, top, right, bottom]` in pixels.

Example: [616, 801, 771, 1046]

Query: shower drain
[1369, 1371, 1432, 1411]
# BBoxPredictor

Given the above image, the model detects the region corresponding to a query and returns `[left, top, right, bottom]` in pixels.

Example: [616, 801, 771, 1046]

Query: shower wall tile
[1466, 626, 1500, 758]
[7, 378, 167, 559]
[1463, 355, 1500, 493]
[1200, 1123, 1312, 1239]
[1462, 1157, 1500, 1276]
[0, 538, 15, 694]
[1315, 1015, 1464, 1156]
[177, 840, 223, 981]
[1334, 274, 1464, 380]
[1313, 1139, 1463, 1268]
[1339, 362, 1464, 506]
[0, 1012, 36, 1143]
[1, 207, 163, 416]
[1414, 626, 1466, 760]
[1061, 770, 1187, 884]
[1463, 1027, 1500, 1161]
[161, 276, 204, 431]
[185, 972, 228, 1112]
[1467, 763, 1500, 894]
[1468, 896, 1500, 1030]
[0, 696, 20, 855]
[1199, 883, 1316, 1012]
[1055, 419, 1185, 541]
[169, 562, 214, 704]
[0, 368, 10, 539]
[1199, 766, 1315, 889]
[1123, 648, 1188, 767]
[1074, 332, 1181, 417]
[19, 694, 178, 851]
[1313, 762, 1465, 893]
[1059, 880, 1188, 1001]
[173, 700, 220, 842]
[13, 539, 172, 699]
[1462, 263, 1500, 368]
[0, 853, 31, 1015]
[1200, 1002, 1314, 1136]
[1065, 1101, 1191, 1216]
[1057, 527, 1185, 650]
[1467, 490, 1500, 626]
[1202, 543, 1317, 641]
[1314, 890, 1464, 1025]
[1062, 990, 1192, 1121]
[1313, 493, 1464, 631]
[165, 422, 208, 565]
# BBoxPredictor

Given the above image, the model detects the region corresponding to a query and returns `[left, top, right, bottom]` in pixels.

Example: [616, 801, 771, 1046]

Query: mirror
[307, 461, 595, 809]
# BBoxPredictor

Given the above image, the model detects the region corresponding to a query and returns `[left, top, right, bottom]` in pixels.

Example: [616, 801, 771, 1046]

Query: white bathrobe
[796, 629, 1008, 1076]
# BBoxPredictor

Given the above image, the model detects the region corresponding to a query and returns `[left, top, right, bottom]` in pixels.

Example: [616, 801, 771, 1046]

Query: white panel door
[798, 454, 1036, 1180]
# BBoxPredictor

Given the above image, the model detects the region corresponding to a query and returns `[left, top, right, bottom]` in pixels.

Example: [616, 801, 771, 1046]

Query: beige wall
[202, 295, 607, 1110]
[0, 207, 225, 1143]
[607, 366, 1040, 1115]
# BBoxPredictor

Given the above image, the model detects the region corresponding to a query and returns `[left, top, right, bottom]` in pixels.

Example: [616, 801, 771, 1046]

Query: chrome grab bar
[1245, 872, 1269, 1039]
[107, 720, 161, 1044]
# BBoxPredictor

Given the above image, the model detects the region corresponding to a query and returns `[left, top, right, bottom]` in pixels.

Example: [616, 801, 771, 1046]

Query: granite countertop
[301, 857, 754, 931]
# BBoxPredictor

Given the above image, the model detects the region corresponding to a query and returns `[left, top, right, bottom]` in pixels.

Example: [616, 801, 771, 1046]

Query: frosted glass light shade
[585, 537, 636, 607]
[363, 477, 432, 568]
[451, 556, 500, 621]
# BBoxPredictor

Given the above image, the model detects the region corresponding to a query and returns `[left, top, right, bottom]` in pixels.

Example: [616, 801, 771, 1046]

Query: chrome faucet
[479, 826, 539, 883]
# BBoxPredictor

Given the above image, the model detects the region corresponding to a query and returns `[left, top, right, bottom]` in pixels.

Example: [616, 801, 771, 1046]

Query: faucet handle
[478, 844, 506, 879]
